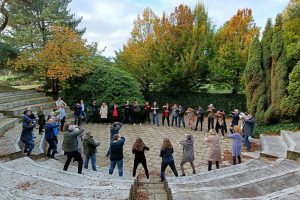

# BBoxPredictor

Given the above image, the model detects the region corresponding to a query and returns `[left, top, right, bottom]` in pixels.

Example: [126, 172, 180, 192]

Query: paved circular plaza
[77, 120, 242, 175]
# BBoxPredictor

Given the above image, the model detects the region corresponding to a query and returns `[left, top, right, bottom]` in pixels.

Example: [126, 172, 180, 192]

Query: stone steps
[0, 90, 36, 98]
[0, 118, 19, 137]
[0, 92, 45, 104]
[136, 182, 168, 200]
[167, 159, 268, 184]
[170, 159, 300, 200]
[0, 96, 53, 111]
[282, 131, 300, 152]
[169, 159, 298, 191]
[1, 101, 56, 117]
[0, 113, 4, 120]
[260, 135, 287, 158]
[0, 157, 133, 199]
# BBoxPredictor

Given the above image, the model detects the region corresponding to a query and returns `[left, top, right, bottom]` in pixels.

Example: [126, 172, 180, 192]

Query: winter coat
[178, 108, 185, 117]
[133, 104, 141, 113]
[160, 148, 174, 163]
[20, 116, 36, 143]
[231, 113, 240, 126]
[73, 105, 82, 116]
[132, 146, 149, 163]
[205, 133, 221, 162]
[63, 128, 84, 153]
[196, 108, 204, 121]
[243, 117, 255, 136]
[100, 105, 108, 118]
[110, 123, 123, 140]
[37, 110, 46, 126]
[83, 135, 100, 156]
[172, 107, 179, 117]
[180, 137, 195, 162]
[228, 132, 242, 157]
[110, 137, 125, 161]
[45, 122, 60, 141]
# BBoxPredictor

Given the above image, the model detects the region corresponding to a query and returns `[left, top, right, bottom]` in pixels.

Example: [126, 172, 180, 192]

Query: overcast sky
[69, 0, 289, 58]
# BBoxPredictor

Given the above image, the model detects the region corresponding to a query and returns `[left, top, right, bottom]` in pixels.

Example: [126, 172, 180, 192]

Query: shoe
[193, 170, 196, 174]
[180, 173, 186, 177]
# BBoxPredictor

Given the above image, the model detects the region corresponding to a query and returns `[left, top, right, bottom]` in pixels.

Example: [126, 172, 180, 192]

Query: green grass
[0, 84, 20, 92]
[253, 122, 300, 138]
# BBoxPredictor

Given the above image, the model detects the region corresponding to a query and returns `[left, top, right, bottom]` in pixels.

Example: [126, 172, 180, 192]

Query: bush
[147, 92, 247, 115]
[253, 122, 300, 138]
[60, 65, 144, 110]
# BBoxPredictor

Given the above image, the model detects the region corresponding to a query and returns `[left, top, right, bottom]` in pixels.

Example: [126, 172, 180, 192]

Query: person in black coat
[20, 111, 36, 156]
[109, 134, 125, 177]
[132, 137, 150, 180]
[230, 109, 240, 133]
[73, 103, 82, 126]
[91, 100, 99, 124]
[45, 118, 60, 159]
[195, 106, 204, 131]
[122, 101, 132, 124]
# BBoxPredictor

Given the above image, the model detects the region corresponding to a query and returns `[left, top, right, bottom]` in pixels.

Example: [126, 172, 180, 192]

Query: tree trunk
[0, 0, 9, 33]
[231, 68, 240, 94]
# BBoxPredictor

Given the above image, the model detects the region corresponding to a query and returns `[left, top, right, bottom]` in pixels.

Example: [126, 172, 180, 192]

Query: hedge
[253, 122, 300, 138]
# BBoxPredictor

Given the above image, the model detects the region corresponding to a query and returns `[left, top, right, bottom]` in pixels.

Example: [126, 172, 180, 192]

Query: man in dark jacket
[106, 122, 123, 157]
[73, 103, 82, 126]
[194, 106, 204, 131]
[63, 125, 85, 174]
[20, 112, 36, 156]
[230, 109, 240, 133]
[83, 131, 100, 171]
[109, 134, 125, 177]
[242, 113, 255, 151]
[45, 118, 60, 159]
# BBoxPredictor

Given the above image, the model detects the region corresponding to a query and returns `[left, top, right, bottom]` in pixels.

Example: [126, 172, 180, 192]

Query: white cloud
[70, 0, 289, 58]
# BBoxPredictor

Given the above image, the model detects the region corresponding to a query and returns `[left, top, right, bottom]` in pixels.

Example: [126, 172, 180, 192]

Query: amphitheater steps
[0, 117, 19, 137]
[0, 157, 133, 199]
[0, 90, 37, 98]
[0, 92, 45, 104]
[169, 159, 300, 200]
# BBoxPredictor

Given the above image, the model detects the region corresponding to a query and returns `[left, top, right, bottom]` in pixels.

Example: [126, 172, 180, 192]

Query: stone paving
[77, 118, 249, 176]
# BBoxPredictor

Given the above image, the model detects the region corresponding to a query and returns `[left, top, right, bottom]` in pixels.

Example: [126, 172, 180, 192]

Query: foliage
[12, 26, 90, 93]
[0, 42, 18, 69]
[213, 9, 259, 94]
[60, 63, 144, 109]
[148, 92, 247, 114]
[253, 122, 300, 138]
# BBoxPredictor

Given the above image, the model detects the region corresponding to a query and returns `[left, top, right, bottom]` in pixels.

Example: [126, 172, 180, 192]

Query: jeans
[74, 115, 81, 126]
[23, 140, 35, 156]
[208, 161, 219, 171]
[208, 117, 214, 131]
[152, 113, 159, 126]
[63, 151, 83, 174]
[122, 113, 131, 124]
[178, 116, 185, 128]
[109, 159, 123, 177]
[244, 135, 251, 150]
[171, 116, 178, 127]
[46, 139, 57, 158]
[39, 124, 44, 134]
[84, 154, 97, 171]
[160, 160, 178, 182]
[81, 112, 87, 123]
[144, 111, 150, 124]
[133, 159, 149, 179]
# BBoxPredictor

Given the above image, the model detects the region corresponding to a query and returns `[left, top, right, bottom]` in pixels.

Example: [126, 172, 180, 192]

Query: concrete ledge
[287, 150, 300, 161]
[0, 118, 19, 136]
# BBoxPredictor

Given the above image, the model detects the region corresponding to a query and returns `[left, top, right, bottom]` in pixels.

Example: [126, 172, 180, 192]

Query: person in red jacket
[162, 102, 170, 126]
[144, 101, 151, 124]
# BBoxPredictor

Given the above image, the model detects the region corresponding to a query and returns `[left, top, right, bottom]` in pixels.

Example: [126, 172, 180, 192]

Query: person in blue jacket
[160, 138, 178, 182]
[109, 134, 125, 177]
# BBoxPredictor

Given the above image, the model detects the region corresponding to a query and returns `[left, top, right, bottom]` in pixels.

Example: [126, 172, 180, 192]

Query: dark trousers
[39, 124, 44, 134]
[112, 116, 118, 123]
[171, 116, 178, 127]
[74, 115, 81, 126]
[160, 160, 178, 182]
[133, 112, 140, 124]
[92, 112, 99, 124]
[122, 113, 131, 124]
[133, 159, 149, 179]
[101, 118, 108, 125]
[63, 151, 83, 174]
[233, 156, 241, 165]
[46, 139, 57, 158]
[162, 116, 170, 126]
[208, 117, 214, 131]
[195, 120, 203, 131]
[60, 117, 66, 132]
[208, 161, 219, 171]
[216, 123, 225, 136]
[144, 111, 150, 124]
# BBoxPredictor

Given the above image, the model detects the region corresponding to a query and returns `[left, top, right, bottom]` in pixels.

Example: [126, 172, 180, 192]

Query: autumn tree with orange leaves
[13, 25, 90, 93]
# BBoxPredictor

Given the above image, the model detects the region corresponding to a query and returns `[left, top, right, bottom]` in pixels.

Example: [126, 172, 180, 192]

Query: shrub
[253, 122, 300, 138]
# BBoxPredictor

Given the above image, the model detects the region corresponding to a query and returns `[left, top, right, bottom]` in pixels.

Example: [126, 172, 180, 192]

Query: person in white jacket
[100, 102, 108, 125]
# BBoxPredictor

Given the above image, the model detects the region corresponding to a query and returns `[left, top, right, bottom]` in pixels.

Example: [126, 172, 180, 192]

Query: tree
[12, 26, 90, 94]
[0, 0, 8, 32]
[261, 18, 273, 107]
[214, 9, 259, 94]
[265, 14, 288, 123]
[244, 36, 266, 123]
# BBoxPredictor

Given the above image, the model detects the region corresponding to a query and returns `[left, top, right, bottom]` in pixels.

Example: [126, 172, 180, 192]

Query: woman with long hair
[160, 138, 178, 182]
[132, 137, 150, 180]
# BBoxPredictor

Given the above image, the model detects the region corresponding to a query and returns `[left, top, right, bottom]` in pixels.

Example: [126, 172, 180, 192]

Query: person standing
[56, 97, 66, 109]
[109, 134, 125, 177]
[45, 118, 60, 159]
[160, 138, 178, 182]
[100, 102, 108, 125]
[171, 104, 179, 127]
[215, 109, 226, 136]
[230, 109, 240, 133]
[144, 101, 151, 124]
[57, 104, 67, 132]
[63, 125, 85, 174]
[228, 126, 243, 165]
[205, 129, 221, 171]
[194, 106, 204, 131]
[242, 113, 255, 151]
[37, 106, 46, 135]
[178, 105, 185, 128]
[112, 103, 119, 123]
[179, 134, 196, 176]
[80, 100, 88, 124]
[132, 137, 150, 181]
[91, 100, 99, 124]
[73, 103, 82, 126]
[83, 131, 100, 171]
[133, 101, 141, 125]
[122, 101, 132, 124]
[207, 104, 216, 131]
[162, 102, 170, 126]
[151, 102, 159, 126]
[106, 122, 123, 157]
[186, 107, 195, 130]
[20, 112, 36, 156]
